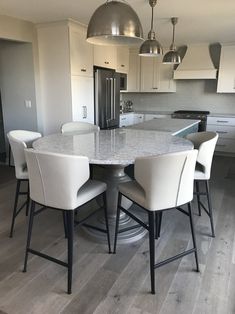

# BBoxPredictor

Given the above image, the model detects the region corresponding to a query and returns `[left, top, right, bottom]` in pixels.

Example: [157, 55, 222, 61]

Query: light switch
[25, 100, 32, 108]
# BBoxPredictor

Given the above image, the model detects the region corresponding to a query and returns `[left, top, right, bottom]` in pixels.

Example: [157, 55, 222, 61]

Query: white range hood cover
[174, 44, 217, 79]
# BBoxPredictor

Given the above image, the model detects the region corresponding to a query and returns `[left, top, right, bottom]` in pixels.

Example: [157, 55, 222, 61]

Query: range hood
[174, 44, 217, 79]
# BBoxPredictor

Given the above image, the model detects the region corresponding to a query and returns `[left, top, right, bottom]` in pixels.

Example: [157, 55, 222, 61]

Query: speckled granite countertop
[33, 128, 193, 165]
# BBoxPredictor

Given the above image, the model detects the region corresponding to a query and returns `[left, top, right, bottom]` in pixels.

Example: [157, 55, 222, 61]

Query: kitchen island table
[33, 126, 194, 243]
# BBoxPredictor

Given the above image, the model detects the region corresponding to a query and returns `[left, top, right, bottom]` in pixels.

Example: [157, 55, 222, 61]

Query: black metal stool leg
[205, 181, 215, 238]
[113, 192, 122, 254]
[63, 211, 68, 238]
[148, 211, 155, 294]
[9, 180, 21, 237]
[188, 202, 199, 272]
[103, 192, 111, 254]
[155, 212, 159, 239]
[66, 210, 74, 294]
[26, 181, 30, 216]
[23, 200, 36, 272]
[195, 181, 201, 216]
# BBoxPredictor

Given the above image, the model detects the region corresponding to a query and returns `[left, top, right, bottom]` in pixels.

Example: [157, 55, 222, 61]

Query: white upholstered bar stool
[7, 130, 42, 237]
[61, 121, 100, 133]
[114, 150, 199, 294]
[186, 131, 218, 237]
[23, 149, 111, 294]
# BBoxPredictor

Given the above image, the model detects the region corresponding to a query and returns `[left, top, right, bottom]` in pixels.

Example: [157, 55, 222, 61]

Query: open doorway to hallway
[0, 39, 38, 164]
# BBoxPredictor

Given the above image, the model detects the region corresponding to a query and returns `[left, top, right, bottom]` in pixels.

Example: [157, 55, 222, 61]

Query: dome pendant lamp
[163, 17, 181, 64]
[86, 0, 144, 46]
[139, 0, 163, 57]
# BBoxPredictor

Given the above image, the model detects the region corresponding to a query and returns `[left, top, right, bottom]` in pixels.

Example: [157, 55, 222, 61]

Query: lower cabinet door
[71, 75, 94, 124]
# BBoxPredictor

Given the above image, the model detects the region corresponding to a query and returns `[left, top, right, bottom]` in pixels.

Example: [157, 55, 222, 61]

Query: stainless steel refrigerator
[94, 68, 120, 129]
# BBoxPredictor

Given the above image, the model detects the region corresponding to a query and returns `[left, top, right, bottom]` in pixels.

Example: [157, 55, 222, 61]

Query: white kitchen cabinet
[159, 61, 176, 92]
[127, 49, 175, 93]
[217, 44, 235, 93]
[127, 49, 140, 92]
[37, 20, 95, 134]
[140, 55, 176, 93]
[71, 76, 94, 123]
[94, 45, 117, 69]
[207, 115, 235, 153]
[116, 47, 129, 74]
[69, 26, 93, 77]
[119, 113, 134, 127]
[140, 57, 160, 92]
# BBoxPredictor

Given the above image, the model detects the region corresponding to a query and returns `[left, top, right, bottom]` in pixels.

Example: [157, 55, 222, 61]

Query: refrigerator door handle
[110, 78, 114, 120]
[95, 71, 99, 126]
[106, 78, 109, 125]
[113, 78, 116, 119]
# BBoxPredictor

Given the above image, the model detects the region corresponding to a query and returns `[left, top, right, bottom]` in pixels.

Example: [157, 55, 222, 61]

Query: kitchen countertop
[128, 118, 200, 136]
[33, 128, 193, 165]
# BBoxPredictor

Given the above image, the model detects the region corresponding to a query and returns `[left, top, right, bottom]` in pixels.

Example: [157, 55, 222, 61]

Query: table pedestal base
[83, 165, 147, 244]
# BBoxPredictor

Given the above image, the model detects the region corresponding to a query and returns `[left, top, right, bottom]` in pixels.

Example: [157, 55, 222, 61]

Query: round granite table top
[33, 128, 193, 165]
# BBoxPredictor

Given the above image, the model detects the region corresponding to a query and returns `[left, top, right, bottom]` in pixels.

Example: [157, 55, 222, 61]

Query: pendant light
[163, 17, 181, 64]
[139, 0, 163, 57]
[86, 0, 144, 46]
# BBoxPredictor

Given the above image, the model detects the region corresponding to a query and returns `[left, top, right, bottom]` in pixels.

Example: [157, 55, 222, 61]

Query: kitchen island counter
[128, 117, 200, 136]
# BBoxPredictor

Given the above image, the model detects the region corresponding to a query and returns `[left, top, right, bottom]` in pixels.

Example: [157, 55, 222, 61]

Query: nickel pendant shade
[163, 17, 181, 64]
[86, 0, 144, 46]
[139, 0, 163, 57]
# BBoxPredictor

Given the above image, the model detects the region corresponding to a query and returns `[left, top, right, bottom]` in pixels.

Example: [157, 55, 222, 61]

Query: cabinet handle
[216, 120, 229, 123]
[121, 64, 125, 67]
[104, 61, 110, 65]
[152, 87, 158, 90]
[81, 68, 87, 72]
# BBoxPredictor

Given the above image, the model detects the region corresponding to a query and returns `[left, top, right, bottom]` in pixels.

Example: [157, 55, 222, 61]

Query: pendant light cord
[172, 23, 175, 46]
[150, 5, 154, 32]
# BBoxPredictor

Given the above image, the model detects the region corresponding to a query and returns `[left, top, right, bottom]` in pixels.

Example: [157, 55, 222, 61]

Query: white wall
[0, 14, 42, 133]
[0, 41, 38, 134]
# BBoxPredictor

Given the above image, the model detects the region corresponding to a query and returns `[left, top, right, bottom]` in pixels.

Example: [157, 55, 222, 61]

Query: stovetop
[173, 110, 210, 115]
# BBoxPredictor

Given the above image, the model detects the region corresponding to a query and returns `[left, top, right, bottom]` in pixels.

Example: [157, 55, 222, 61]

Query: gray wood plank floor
[0, 156, 235, 314]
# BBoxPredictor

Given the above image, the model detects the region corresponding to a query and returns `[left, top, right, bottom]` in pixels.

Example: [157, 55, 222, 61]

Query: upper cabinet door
[140, 57, 160, 92]
[94, 45, 117, 69]
[69, 26, 94, 77]
[158, 56, 176, 92]
[127, 50, 140, 92]
[116, 47, 129, 73]
[217, 45, 235, 93]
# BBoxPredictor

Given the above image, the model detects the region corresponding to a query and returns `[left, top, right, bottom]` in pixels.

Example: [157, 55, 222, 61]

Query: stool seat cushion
[76, 180, 107, 208]
[119, 180, 146, 209]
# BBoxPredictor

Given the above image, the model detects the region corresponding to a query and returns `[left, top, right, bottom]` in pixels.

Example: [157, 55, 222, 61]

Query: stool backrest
[61, 121, 100, 134]
[25, 149, 90, 210]
[134, 150, 198, 211]
[186, 132, 218, 179]
[7, 130, 42, 179]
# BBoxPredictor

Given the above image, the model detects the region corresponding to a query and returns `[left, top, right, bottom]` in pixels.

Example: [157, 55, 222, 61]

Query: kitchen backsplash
[121, 80, 235, 114]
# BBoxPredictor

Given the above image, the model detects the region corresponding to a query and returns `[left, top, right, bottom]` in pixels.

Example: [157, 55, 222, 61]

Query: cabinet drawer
[206, 124, 235, 139]
[207, 116, 235, 126]
[215, 138, 235, 153]
[144, 114, 170, 121]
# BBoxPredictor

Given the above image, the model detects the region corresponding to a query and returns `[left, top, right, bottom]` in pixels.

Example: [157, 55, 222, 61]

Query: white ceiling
[0, 0, 235, 46]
